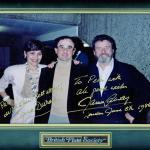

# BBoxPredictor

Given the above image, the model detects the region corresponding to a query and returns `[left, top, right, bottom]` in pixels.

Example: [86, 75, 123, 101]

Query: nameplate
[40, 132, 112, 148]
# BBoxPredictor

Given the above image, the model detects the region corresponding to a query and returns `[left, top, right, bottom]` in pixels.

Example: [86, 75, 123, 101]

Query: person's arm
[129, 66, 150, 123]
[47, 61, 57, 68]
[0, 67, 14, 107]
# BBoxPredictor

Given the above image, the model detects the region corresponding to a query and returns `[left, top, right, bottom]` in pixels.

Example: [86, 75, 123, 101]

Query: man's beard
[98, 54, 112, 64]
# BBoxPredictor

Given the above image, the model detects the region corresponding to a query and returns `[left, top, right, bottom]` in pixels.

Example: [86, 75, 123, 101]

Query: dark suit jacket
[83, 59, 150, 124]
[34, 61, 87, 123]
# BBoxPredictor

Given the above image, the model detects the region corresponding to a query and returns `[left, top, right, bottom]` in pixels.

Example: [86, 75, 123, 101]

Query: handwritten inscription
[0, 101, 7, 109]
[1, 73, 149, 122]
[84, 107, 122, 119]
[74, 74, 122, 86]
[76, 86, 88, 95]
[37, 86, 63, 99]
[90, 87, 107, 97]
[87, 75, 103, 83]
[74, 75, 88, 85]
[84, 111, 104, 119]
[138, 102, 150, 112]
[78, 94, 131, 109]
[4, 108, 12, 118]
[108, 74, 121, 82]
[36, 90, 45, 99]
[110, 83, 127, 90]
[105, 107, 122, 116]
[36, 99, 52, 110]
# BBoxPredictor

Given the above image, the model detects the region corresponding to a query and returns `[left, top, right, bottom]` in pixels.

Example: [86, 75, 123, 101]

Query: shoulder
[115, 60, 148, 82]
[116, 60, 139, 72]
[41, 66, 54, 74]
[4, 64, 25, 73]
[1, 64, 26, 78]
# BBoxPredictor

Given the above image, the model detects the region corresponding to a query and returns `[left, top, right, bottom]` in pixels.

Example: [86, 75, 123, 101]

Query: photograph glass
[0, 9, 150, 149]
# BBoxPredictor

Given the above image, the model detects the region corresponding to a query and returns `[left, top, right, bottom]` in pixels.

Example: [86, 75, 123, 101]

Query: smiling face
[24, 50, 42, 68]
[54, 38, 75, 61]
[94, 40, 114, 64]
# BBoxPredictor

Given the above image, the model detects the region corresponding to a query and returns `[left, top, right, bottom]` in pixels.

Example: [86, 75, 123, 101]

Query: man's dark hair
[24, 40, 44, 52]
[54, 36, 74, 48]
[92, 34, 117, 52]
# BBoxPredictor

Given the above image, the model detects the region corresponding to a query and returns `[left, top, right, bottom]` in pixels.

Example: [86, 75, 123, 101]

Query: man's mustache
[99, 54, 110, 57]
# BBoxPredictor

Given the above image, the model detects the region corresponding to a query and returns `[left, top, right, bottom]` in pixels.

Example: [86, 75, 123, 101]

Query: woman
[0, 40, 46, 123]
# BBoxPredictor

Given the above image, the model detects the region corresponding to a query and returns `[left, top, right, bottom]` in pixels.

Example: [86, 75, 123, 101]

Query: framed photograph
[0, 1, 150, 149]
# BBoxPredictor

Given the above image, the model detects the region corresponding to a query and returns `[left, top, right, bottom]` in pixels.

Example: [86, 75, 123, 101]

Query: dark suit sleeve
[131, 67, 150, 104]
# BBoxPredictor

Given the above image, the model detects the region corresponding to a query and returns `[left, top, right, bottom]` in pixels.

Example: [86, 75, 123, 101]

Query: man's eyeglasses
[57, 45, 74, 51]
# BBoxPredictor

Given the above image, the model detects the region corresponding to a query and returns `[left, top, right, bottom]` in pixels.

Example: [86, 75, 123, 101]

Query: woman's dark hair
[92, 34, 117, 52]
[24, 40, 44, 52]
[71, 36, 84, 50]
[53, 36, 74, 48]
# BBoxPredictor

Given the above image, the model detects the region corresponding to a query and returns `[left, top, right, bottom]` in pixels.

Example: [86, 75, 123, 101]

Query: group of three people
[0, 34, 150, 124]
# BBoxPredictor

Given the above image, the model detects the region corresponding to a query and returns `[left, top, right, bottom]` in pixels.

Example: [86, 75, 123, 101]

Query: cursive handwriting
[76, 86, 88, 95]
[36, 90, 45, 99]
[83, 107, 122, 119]
[0, 101, 7, 109]
[111, 83, 127, 90]
[36, 99, 52, 110]
[124, 105, 134, 112]
[74, 74, 122, 86]
[90, 87, 107, 98]
[105, 107, 122, 116]
[4, 107, 12, 118]
[138, 102, 150, 112]
[36, 85, 63, 99]
[79, 96, 106, 114]
[108, 74, 121, 82]
[78, 93, 131, 111]
[105, 94, 130, 106]
[84, 111, 104, 119]
[88, 75, 103, 83]
[74, 75, 88, 85]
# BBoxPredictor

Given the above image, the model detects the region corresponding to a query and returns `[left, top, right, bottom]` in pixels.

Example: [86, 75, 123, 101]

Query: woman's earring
[24, 55, 26, 59]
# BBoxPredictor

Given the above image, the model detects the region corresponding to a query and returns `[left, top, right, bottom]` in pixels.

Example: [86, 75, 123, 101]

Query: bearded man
[83, 34, 150, 124]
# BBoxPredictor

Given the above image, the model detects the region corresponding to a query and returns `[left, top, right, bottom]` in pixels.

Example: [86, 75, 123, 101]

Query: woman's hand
[5, 98, 14, 107]
[47, 61, 57, 68]
[125, 112, 135, 124]
[73, 60, 80, 65]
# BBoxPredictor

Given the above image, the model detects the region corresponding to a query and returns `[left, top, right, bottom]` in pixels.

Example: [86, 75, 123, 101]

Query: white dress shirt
[96, 58, 114, 96]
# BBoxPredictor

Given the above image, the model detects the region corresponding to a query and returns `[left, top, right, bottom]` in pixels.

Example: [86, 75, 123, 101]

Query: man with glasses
[83, 34, 150, 124]
[34, 36, 87, 124]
